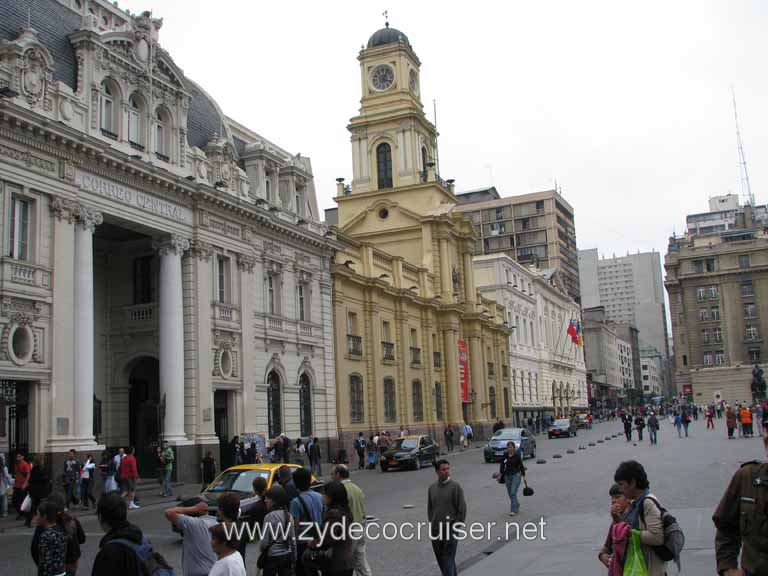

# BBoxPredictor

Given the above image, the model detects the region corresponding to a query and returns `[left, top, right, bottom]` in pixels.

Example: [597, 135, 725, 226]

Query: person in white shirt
[80, 454, 97, 509]
[208, 523, 246, 576]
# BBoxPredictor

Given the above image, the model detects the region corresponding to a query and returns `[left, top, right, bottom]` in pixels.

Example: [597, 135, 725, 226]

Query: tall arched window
[521, 373, 526, 402]
[412, 380, 423, 422]
[512, 370, 518, 400]
[503, 387, 510, 418]
[299, 373, 312, 437]
[434, 382, 443, 420]
[127, 93, 145, 148]
[100, 79, 119, 139]
[349, 374, 364, 423]
[267, 371, 282, 437]
[489, 386, 497, 419]
[376, 143, 393, 189]
[528, 372, 533, 402]
[383, 377, 396, 422]
[155, 107, 171, 161]
[421, 146, 428, 180]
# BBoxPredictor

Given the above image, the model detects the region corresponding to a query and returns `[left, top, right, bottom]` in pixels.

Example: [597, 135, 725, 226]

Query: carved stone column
[154, 235, 190, 443]
[73, 205, 102, 444]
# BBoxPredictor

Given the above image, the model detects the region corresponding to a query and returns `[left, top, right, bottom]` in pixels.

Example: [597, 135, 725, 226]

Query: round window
[220, 349, 233, 378]
[8, 324, 34, 365]
[378, 208, 389, 220]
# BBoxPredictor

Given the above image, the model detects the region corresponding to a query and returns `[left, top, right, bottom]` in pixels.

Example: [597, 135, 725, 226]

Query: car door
[520, 430, 529, 453]
[425, 437, 435, 460]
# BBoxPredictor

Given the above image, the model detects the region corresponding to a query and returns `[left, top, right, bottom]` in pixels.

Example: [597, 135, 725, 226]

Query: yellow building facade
[330, 25, 511, 447]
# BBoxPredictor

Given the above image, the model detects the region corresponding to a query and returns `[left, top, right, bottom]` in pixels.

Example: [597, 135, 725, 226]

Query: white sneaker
[128, 502, 140, 509]
[509, 512, 517, 516]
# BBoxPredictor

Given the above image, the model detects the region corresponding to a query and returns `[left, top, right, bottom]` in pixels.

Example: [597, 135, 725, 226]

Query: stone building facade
[328, 24, 510, 448]
[665, 198, 768, 406]
[0, 0, 337, 479]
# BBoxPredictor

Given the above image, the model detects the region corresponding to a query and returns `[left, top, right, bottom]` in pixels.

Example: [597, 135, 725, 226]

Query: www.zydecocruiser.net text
[224, 517, 547, 543]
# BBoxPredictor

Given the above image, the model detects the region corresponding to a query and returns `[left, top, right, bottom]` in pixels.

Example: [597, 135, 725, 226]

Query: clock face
[409, 69, 419, 95]
[371, 64, 395, 92]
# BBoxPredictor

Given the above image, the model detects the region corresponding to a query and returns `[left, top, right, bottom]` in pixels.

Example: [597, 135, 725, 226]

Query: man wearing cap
[164, 496, 218, 576]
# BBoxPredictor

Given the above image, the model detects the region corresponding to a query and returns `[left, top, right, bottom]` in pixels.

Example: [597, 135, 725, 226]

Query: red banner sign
[682, 384, 693, 395]
[458, 339, 469, 403]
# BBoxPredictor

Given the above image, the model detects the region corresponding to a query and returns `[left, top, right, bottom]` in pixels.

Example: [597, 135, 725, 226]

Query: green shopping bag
[623, 530, 649, 576]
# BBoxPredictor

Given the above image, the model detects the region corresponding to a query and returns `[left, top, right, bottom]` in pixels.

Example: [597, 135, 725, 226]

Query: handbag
[258, 511, 290, 569]
[301, 546, 332, 571]
[522, 479, 534, 496]
[623, 530, 649, 576]
[20, 494, 32, 513]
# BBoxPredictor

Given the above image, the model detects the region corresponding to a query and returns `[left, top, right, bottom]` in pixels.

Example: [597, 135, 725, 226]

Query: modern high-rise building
[455, 187, 581, 303]
[665, 197, 768, 405]
[578, 248, 670, 390]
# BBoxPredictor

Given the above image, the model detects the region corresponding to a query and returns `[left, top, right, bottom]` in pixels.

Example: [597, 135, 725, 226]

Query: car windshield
[207, 469, 270, 493]
[554, 419, 571, 427]
[391, 438, 418, 450]
[492, 430, 520, 440]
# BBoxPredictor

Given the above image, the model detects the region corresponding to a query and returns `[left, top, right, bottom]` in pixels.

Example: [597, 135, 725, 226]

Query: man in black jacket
[92, 492, 144, 576]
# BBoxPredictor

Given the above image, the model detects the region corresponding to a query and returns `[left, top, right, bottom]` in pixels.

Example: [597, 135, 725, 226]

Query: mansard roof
[1, 0, 228, 152]
[0, 0, 80, 88]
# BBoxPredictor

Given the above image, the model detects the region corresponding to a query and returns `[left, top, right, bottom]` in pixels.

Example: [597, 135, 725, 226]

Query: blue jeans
[162, 469, 173, 496]
[431, 537, 458, 576]
[505, 472, 522, 513]
[649, 429, 658, 444]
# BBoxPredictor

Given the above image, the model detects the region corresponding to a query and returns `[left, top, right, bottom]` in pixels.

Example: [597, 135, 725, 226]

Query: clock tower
[337, 23, 455, 230]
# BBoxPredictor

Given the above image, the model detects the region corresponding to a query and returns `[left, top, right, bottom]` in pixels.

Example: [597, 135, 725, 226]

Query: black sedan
[484, 428, 537, 462]
[381, 435, 439, 471]
[548, 418, 577, 438]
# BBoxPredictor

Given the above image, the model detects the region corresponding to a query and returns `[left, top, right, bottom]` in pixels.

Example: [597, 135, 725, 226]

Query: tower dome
[367, 24, 411, 49]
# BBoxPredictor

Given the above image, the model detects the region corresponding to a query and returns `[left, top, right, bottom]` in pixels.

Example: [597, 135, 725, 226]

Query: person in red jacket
[118, 447, 140, 509]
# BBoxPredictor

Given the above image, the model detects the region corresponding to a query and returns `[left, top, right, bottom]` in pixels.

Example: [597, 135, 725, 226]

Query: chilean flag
[567, 320, 577, 342]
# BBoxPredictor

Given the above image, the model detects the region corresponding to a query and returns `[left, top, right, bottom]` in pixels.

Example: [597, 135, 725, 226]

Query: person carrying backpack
[93, 492, 174, 576]
[614, 460, 683, 576]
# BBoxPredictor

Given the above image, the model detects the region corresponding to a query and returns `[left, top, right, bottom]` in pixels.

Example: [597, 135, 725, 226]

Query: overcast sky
[119, 0, 768, 259]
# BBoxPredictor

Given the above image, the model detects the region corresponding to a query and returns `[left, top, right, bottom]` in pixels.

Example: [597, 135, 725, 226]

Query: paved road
[0, 418, 764, 575]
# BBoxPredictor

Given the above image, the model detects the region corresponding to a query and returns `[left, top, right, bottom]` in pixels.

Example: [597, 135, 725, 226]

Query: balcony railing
[129, 141, 145, 151]
[100, 128, 118, 140]
[487, 362, 495, 377]
[382, 341, 395, 361]
[348, 335, 363, 356]
[212, 301, 240, 324]
[155, 152, 170, 163]
[299, 323, 313, 337]
[410, 346, 421, 365]
[267, 316, 283, 331]
[433, 351, 442, 369]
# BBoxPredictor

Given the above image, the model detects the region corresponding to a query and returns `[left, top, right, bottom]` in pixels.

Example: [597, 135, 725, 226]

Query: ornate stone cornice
[153, 234, 190, 257]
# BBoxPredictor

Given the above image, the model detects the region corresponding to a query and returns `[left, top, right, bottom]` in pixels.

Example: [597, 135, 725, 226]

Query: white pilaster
[155, 234, 191, 444]
[73, 205, 102, 444]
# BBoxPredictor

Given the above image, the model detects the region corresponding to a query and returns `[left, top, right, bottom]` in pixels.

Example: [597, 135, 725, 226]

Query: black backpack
[638, 495, 684, 566]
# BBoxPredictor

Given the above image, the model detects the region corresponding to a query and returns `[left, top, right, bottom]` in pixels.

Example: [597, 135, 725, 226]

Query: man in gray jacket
[427, 459, 466, 576]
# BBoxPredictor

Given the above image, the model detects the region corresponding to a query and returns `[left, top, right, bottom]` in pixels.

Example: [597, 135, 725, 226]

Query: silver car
[483, 427, 537, 462]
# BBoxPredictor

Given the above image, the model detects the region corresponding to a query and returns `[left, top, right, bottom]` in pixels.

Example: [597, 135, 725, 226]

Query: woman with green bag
[613, 461, 667, 576]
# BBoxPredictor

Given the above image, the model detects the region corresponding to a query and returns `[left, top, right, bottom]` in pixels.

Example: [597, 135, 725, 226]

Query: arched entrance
[299, 373, 312, 437]
[267, 371, 282, 438]
[128, 356, 160, 473]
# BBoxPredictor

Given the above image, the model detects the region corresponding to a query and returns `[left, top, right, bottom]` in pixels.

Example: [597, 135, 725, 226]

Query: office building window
[9, 193, 31, 261]
[694, 260, 704, 273]
[705, 258, 715, 272]
[697, 287, 706, 301]
[715, 350, 725, 365]
[741, 280, 754, 297]
[434, 382, 443, 420]
[713, 328, 722, 343]
[711, 307, 720, 321]
[412, 380, 423, 422]
[217, 255, 230, 303]
[702, 330, 710, 344]
[698, 309, 708, 321]
[749, 349, 761, 363]
[746, 324, 759, 341]
[739, 255, 750, 269]
[297, 283, 309, 322]
[703, 352, 713, 366]
[267, 274, 281, 315]
[709, 286, 719, 299]
[350, 374, 364, 423]
[384, 377, 396, 422]
[744, 303, 757, 319]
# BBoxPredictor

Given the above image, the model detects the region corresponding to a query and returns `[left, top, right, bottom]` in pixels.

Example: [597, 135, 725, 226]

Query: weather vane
[383, 10, 389, 27]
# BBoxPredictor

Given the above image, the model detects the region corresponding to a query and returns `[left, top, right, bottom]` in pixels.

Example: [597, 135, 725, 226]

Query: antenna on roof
[732, 86, 754, 207]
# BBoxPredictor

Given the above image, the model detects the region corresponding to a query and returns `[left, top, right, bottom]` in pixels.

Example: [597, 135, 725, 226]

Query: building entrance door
[214, 390, 231, 469]
[0, 380, 29, 457]
[128, 357, 160, 476]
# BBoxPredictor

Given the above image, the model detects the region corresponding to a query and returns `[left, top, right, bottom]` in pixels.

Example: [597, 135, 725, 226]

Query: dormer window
[155, 108, 170, 162]
[127, 94, 145, 150]
[100, 80, 119, 139]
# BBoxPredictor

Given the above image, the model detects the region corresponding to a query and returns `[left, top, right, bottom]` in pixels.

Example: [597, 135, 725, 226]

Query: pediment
[339, 199, 423, 236]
